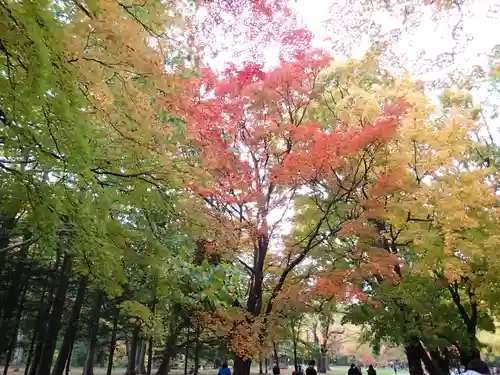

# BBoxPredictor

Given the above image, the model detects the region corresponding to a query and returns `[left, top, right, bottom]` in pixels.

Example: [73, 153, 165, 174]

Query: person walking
[218, 362, 231, 375]
[349, 364, 358, 375]
[306, 360, 317, 375]
[273, 362, 280, 375]
[368, 365, 377, 375]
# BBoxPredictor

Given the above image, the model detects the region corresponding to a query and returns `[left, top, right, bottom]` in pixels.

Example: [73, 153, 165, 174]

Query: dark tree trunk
[26, 289, 49, 375]
[273, 342, 279, 365]
[405, 343, 424, 375]
[293, 337, 298, 372]
[265, 358, 268, 374]
[30, 251, 62, 375]
[65, 341, 74, 375]
[183, 328, 190, 375]
[82, 290, 104, 375]
[136, 341, 146, 375]
[234, 357, 252, 375]
[193, 323, 201, 375]
[318, 342, 329, 374]
[126, 325, 140, 375]
[36, 253, 72, 375]
[3, 285, 27, 375]
[0, 232, 31, 355]
[415, 341, 442, 375]
[259, 360, 263, 375]
[430, 349, 450, 375]
[147, 336, 154, 375]
[155, 349, 172, 375]
[53, 276, 89, 375]
[107, 309, 119, 375]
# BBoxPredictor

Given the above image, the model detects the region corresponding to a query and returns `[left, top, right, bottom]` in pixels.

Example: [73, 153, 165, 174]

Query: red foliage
[360, 352, 375, 365]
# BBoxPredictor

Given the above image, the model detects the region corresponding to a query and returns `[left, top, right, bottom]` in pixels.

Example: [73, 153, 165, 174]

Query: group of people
[286, 360, 318, 375]
[217, 357, 493, 375]
[348, 363, 377, 375]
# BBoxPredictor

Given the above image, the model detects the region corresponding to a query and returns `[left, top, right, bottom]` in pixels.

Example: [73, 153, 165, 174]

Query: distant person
[463, 358, 490, 375]
[218, 362, 231, 375]
[358, 366, 363, 375]
[349, 364, 358, 375]
[273, 363, 280, 375]
[298, 365, 304, 375]
[368, 365, 377, 375]
[393, 366, 397, 374]
[306, 360, 317, 375]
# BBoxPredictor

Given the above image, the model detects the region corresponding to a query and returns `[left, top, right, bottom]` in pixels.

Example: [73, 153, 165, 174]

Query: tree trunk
[3, 286, 27, 375]
[82, 290, 104, 375]
[36, 253, 72, 375]
[183, 328, 190, 375]
[259, 360, 263, 375]
[193, 323, 201, 375]
[265, 358, 268, 374]
[293, 337, 298, 372]
[0, 232, 31, 355]
[147, 335, 154, 375]
[29, 255, 61, 375]
[318, 348, 328, 374]
[415, 341, 442, 375]
[24, 290, 48, 375]
[430, 349, 450, 375]
[234, 357, 252, 375]
[65, 341, 74, 375]
[405, 343, 424, 375]
[53, 276, 88, 375]
[126, 325, 140, 375]
[155, 348, 172, 375]
[273, 342, 279, 365]
[107, 309, 119, 375]
[135, 341, 146, 375]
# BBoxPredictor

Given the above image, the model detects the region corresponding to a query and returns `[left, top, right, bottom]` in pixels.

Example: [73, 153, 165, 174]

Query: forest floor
[1, 366, 409, 375]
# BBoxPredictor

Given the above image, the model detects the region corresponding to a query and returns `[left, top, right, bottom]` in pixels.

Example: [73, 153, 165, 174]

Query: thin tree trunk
[65, 341, 75, 375]
[107, 309, 119, 375]
[318, 345, 328, 374]
[265, 358, 268, 374]
[53, 276, 89, 375]
[25, 289, 48, 375]
[136, 341, 146, 375]
[259, 360, 263, 375]
[3, 285, 27, 375]
[82, 290, 104, 375]
[183, 328, 190, 375]
[0, 232, 31, 354]
[36, 253, 72, 375]
[126, 325, 140, 375]
[293, 337, 298, 372]
[29, 252, 62, 375]
[193, 323, 201, 375]
[147, 336, 154, 375]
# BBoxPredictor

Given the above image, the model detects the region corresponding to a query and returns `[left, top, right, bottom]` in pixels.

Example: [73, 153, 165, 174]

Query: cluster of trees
[1, 2, 499, 375]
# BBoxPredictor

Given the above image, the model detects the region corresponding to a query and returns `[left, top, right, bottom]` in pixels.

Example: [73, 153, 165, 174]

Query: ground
[1, 366, 409, 375]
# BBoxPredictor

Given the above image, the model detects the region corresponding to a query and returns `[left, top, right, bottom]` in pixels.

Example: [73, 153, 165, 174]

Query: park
[1, 1, 499, 375]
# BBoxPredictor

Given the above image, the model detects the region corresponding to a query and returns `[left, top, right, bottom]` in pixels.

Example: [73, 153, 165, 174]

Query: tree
[184, 25, 410, 371]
